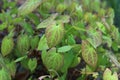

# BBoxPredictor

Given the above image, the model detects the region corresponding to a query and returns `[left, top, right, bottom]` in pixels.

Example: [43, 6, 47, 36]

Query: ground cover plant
[0, 0, 120, 80]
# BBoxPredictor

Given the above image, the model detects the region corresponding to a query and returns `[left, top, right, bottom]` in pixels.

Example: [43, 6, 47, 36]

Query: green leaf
[56, 15, 70, 23]
[37, 13, 58, 29]
[87, 27, 102, 48]
[17, 34, 30, 54]
[70, 56, 81, 68]
[0, 22, 7, 31]
[103, 68, 118, 80]
[45, 22, 64, 48]
[1, 36, 14, 56]
[18, 0, 42, 16]
[37, 35, 49, 50]
[28, 58, 37, 72]
[96, 22, 106, 34]
[30, 36, 39, 49]
[6, 61, 16, 77]
[20, 22, 34, 35]
[58, 46, 73, 53]
[61, 52, 74, 72]
[14, 55, 27, 63]
[42, 49, 64, 71]
[0, 68, 11, 80]
[82, 40, 98, 67]
[103, 35, 112, 47]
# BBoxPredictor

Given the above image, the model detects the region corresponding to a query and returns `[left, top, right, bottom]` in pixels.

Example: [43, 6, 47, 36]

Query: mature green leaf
[70, 56, 81, 68]
[82, 40, 98, 67]
[45, 22, 64, 48]
[103, 68, 118, 80]
[18, 0, 42, 16]
[28, 58, 37, 72]
[58, 46, 73, 53]
[61, 52, 74, 72]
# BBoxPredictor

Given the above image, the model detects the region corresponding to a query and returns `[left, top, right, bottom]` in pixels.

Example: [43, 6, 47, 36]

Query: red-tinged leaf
[18, 0, 42, 16]
[82, 40, 98, 67]
[45, 22, 64, 48]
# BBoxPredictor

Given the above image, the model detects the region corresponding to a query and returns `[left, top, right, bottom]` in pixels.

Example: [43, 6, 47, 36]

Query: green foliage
[0, 0, 120, 80]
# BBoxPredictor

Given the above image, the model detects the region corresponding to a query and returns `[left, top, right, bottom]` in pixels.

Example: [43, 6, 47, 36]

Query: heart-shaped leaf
[42, 49, 64, 71]
[45, 22, 64, 48]
[82, 40, 98, 67]
[103, 68, 118, 80]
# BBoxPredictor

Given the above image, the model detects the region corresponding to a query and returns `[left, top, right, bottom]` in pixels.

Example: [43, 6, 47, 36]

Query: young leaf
[6, 61, 16, 77]
[37, 13, 58, 29]
[45, 22, 64, 48]
[0, 68, 11, 80]
[18, 0, 42, 16]
[56, 15, 70, 23]
[87, 27, 102, 48]
[0, 22, 7, 31]
[30, 36, 39, 49]
[103, 68, 118, 80]
[37, 35, 49, 50]
[28, 58, 37, 72]
[82, 40, 98, 67]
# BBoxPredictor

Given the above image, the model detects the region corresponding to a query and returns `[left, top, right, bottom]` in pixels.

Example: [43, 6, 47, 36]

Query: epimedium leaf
[56, 15, 70, 23]
[30, 36, 39, 50]
[37, 35, 49, 50]
[58, 45, 73, 53]
[1, 36, 14, 56]
[20, 22, 34, 35]
[17, 34, 30, 54]
[86, 27, 102, 48]
[82, 40, 98, 67]
[70, 56, 81, 68]
[28, 58, 37, 72]
[18, 0, 42, 16]
[102, 35, 112, 47]
[0, 22, 8, 31]
[60, 52, 74, 73]
[37, 13, 58, 29]
[0, 68, 11, 80]
[6, 61, 16, 77]
[42, 49, 64, 71]
[45, 22, 64, 48]
[103, 68, 118, 80]
[96, 22, 107, 34]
